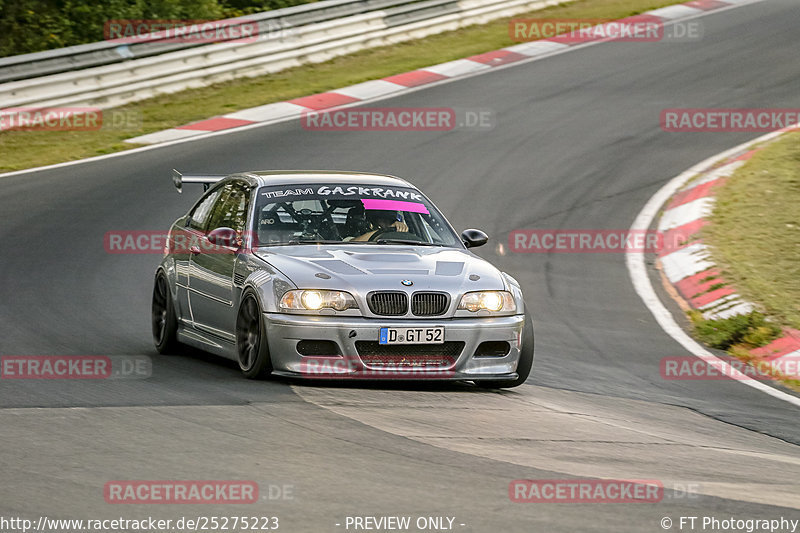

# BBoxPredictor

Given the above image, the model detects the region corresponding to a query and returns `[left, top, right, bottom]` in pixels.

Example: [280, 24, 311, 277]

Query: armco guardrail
[0, 0, 406, 84]
[0, 0, 566, 112]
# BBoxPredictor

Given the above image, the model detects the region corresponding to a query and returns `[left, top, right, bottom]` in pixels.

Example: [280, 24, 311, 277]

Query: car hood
[253, 245, 506, 294]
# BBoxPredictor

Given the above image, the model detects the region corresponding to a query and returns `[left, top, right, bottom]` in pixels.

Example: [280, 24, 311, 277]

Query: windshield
[252, 184, 461, 247]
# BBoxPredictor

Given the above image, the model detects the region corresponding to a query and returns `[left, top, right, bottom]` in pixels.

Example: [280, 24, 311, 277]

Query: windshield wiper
[291, 239, 346, 245]
[373, 239, 442, 246]
[258, 239, 444, 247]
[260, 239, 343, 246]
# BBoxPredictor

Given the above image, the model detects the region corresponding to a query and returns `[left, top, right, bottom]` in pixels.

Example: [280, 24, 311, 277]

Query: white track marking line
[626, 133, 800, 408]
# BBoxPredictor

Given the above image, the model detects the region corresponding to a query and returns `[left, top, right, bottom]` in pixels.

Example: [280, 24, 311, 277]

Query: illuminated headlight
[457, 291, 516, 313]
[280, 290, 358, 312]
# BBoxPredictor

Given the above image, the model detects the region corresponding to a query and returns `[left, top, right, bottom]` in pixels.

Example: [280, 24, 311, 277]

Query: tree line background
[0, 0, 317, 57]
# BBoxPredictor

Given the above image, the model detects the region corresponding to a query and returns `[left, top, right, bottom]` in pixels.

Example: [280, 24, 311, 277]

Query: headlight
[280, 290, 358, 312]
[457, 291, 516, 313]
[301, 290, 324, 310]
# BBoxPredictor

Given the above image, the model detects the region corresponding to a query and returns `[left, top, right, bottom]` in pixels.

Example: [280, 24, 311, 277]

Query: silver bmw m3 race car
[152, 170, 533, 387]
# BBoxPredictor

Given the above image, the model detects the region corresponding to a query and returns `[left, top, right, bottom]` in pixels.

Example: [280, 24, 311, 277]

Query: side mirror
[461, 229, 488, 248]
[207, 227, 239, 247]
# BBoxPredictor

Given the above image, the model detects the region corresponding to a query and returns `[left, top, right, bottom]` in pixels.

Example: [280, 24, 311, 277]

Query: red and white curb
[656, 127, 800, 379]
[126, 0, 743, 145]
[657, 154, 753, 320]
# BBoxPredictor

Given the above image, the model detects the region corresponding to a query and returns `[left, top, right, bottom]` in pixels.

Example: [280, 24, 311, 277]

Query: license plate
[379, 327, 444, 345]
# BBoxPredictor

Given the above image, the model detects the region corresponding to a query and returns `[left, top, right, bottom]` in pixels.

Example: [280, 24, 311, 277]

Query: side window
[207, 182, 250, 234]
[188, 186, 223, 231]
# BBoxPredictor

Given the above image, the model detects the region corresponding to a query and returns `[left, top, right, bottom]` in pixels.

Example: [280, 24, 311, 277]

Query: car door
[188, 181, 251, 339]
[174, 185, 223, 326]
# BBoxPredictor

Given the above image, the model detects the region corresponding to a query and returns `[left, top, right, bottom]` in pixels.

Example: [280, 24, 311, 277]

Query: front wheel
[235, 292, 273, 379]
[476, 313, 533, 389]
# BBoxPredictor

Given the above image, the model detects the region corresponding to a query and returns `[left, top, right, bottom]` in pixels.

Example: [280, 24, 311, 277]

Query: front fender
[236, 255, 297, 315]
[502, 271, 526, 315]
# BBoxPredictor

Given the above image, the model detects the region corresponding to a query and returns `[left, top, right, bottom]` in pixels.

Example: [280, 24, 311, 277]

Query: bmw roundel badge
[400, 280, 413, 286]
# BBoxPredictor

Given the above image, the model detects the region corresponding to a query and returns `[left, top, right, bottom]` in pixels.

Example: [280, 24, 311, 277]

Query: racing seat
[343, 204, 370, 239]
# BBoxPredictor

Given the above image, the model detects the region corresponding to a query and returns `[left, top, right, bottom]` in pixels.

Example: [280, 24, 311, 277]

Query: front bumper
[264, 313, 525, 380]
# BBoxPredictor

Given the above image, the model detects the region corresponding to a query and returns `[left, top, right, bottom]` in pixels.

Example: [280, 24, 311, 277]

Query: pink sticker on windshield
[361, 199, 429, 214]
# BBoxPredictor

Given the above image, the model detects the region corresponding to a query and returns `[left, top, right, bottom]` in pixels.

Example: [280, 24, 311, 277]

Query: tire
[235, 291, 273, 379]
[476, 313, 534, 389]
[152, 272, 180, 354]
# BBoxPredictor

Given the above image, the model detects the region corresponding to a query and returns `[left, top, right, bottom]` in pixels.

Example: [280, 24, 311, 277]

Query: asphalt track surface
[1, 1, 799, 531]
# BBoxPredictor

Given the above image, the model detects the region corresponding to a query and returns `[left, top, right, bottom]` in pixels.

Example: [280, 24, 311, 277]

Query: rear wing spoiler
[172, 169, 226, 194]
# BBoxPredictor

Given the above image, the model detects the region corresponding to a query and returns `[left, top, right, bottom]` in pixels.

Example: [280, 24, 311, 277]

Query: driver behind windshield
[351, 209, 409, 241]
